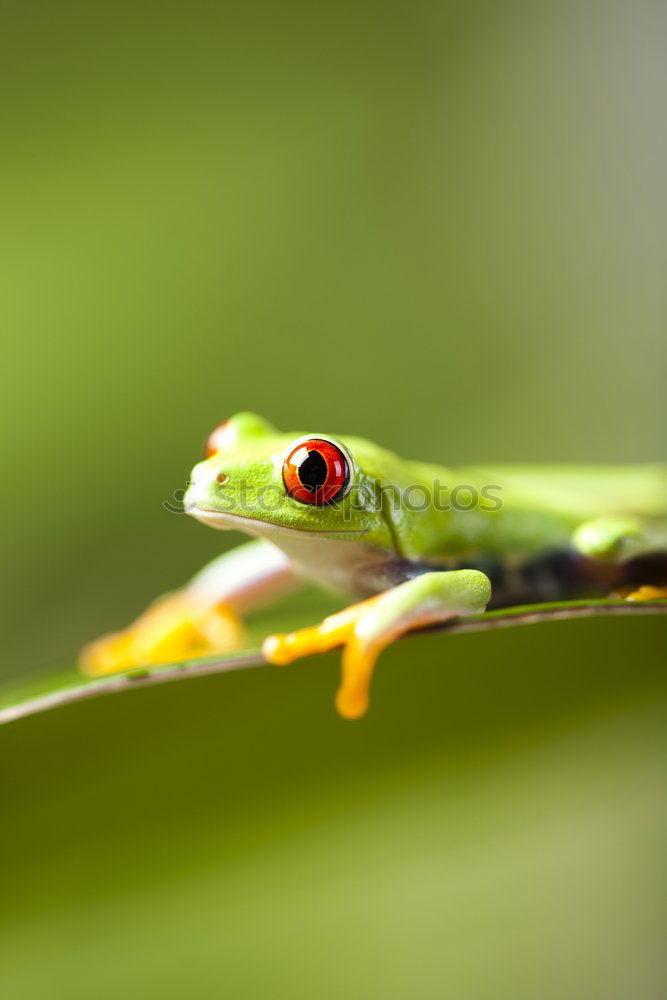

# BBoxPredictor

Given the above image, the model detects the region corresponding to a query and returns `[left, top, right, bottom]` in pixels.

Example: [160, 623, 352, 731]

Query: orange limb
[623, 584, 667, 602]
[262, 596, 390, 720]
[80, 592, 244, 676]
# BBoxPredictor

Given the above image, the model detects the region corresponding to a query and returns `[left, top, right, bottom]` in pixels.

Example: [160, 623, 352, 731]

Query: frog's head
[183, 412, 395, 549]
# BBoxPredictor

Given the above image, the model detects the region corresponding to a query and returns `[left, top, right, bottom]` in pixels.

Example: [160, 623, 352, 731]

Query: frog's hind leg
[572, 516, 667, 601]
[263, 569, 491, 719]
[572, 516, 660, 563]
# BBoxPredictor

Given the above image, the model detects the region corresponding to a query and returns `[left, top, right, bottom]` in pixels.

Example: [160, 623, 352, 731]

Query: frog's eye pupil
[299, 450, 328, 493]
[283, 438, 351, 506]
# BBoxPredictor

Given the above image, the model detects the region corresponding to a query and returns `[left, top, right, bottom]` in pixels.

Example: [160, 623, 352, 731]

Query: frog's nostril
[216, 472, 229, 486]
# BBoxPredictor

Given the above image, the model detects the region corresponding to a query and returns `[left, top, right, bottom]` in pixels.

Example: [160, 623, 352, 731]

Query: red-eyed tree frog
[81, 413, 667, 718]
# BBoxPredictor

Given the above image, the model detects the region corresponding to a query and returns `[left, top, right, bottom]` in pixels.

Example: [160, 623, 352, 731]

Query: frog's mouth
[188, 505, 370, 538]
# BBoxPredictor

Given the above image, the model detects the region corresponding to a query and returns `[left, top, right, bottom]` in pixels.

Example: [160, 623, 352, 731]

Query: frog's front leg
[80, 540, 298, 676]
[263, 569, 491, 719]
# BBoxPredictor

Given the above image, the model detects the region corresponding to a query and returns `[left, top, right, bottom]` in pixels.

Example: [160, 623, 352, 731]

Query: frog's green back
[458, 464, 667, 520]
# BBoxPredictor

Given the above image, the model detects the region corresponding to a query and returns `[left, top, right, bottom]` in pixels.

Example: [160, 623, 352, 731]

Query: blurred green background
[1, 1, 666, 997]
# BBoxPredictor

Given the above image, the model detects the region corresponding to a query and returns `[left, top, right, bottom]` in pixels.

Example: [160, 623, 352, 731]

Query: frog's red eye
[205, 420, 230, 457]
[283, 438, 351, 506]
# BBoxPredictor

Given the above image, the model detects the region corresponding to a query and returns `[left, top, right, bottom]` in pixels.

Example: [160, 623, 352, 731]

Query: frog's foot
[622, 584, 667, 602]
[79, 592, 244, 677]
[263, 569, 491, 720]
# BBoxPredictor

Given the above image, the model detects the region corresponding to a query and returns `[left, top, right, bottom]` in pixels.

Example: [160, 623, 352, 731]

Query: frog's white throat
[188, 506, 392, 596]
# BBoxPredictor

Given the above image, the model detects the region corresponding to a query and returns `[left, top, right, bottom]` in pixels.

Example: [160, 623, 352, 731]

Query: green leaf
[2, 602, 666, 999]
[2, 592, 665, 726]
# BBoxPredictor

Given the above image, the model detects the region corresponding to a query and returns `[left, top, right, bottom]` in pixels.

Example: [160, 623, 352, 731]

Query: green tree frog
[81, 413, 667, 718]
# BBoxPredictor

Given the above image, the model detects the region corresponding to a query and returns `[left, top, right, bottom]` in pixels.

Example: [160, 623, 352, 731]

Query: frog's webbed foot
[79, 592, 244, 677]
[621, 584, 667, 602]
[263, 569, 491, 719]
